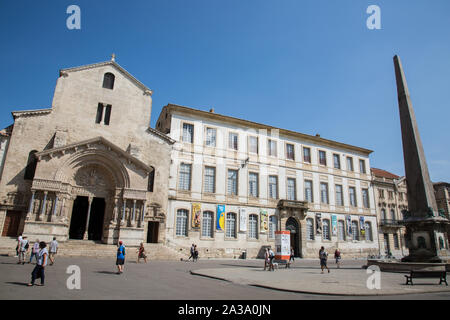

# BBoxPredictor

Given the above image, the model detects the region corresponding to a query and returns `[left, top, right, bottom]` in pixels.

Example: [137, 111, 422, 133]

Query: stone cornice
[12, 108, 52, 119]
[163, 104, 373, 155]
[146, 127, 175, 144]
[59, 60, 153, 95]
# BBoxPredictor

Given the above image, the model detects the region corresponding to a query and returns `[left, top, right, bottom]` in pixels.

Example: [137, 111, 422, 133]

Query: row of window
[175, 209, 278, 239]
[378, 189, 406, 201]
[179, 163, 371, 208]
[175, 209, 374, 243]
[306, 218, 373, 242]
[182, 123, 367, 173]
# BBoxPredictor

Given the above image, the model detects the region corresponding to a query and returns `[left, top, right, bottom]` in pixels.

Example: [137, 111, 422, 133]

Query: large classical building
[370, 168, 409, 258]
[156, 104, 379, 259]
[0, 57, 173, 245]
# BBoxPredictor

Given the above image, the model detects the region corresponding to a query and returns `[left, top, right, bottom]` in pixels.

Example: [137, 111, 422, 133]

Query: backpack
[269, 251, 275, 258]
[24, 242, 29, 250]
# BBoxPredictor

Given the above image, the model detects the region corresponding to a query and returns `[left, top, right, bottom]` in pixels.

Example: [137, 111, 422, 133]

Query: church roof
[59, 59, 152, 95]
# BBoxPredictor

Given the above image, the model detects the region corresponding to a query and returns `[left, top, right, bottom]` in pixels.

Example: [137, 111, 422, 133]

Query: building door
[2, 210, 22, 237]
[286, 217, 301, 257]
[147, 221, 159, 243]
[87, 198, 105, 241]
[69, 196, 89, 240]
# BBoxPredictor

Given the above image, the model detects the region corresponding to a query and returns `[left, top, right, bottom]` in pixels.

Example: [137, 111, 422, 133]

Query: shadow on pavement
[5, 282, 29, 286]
[96, 271, 119, 275]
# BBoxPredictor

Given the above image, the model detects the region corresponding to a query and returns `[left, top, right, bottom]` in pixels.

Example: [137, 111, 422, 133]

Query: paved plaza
[1, 255, 450, 300]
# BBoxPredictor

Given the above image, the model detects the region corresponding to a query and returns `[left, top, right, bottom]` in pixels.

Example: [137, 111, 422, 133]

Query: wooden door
[2, 211, 22, 237]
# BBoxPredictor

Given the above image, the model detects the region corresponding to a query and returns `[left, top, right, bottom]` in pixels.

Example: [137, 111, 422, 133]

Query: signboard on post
[275, 231, 290, 261]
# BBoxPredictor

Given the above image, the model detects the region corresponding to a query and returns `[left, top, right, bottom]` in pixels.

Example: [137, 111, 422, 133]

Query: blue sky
[0, 0, 449, 181]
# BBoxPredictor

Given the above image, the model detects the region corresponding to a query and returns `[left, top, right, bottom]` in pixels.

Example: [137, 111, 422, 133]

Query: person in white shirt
[15, 235, 23, 257]
[28, 241, 48, 286]
[49, 237, 58, 266]
[18, 236, 29, 265]
[29, 239, 40, 264]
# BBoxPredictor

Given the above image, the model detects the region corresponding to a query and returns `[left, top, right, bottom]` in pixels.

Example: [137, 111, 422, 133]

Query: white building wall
[164, 111, 379, 258]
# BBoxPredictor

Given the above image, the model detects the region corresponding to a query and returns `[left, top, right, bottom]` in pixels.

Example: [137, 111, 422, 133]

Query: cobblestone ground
[1, 255, 449, 300]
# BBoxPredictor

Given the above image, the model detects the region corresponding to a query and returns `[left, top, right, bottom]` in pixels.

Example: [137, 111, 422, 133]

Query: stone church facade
[0, 58, 173, 245]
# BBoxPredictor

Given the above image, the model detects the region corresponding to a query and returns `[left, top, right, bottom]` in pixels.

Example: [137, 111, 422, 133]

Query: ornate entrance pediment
[277, 199, 309, 220]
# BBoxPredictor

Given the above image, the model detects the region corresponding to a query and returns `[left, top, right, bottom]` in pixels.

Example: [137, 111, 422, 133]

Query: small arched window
[24, 150, 38, 180]
[175, 209, 188, 236]
[248, 214, 258, 239]
[225, 213, 237, 238]
[102, 72, 115, 89]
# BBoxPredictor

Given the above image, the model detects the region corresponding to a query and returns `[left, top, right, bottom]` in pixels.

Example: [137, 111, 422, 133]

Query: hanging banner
[239, 208, 247, 232]
[331, 215, 337, 236]
[346, 215, 352, 236]
[360, 216, 365, 237]
[316, 213, 322, 235]
[217, 205, 225, 231]
[192, 203, 201, 228]
[260, 210, 268, 232]
[275, 231, 291, 261]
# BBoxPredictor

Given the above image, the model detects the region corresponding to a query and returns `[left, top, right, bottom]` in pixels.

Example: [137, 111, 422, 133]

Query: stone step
[0, 237, 184, 260]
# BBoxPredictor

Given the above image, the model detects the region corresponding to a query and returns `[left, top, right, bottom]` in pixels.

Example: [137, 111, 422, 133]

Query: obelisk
[394, 55, 449, 262]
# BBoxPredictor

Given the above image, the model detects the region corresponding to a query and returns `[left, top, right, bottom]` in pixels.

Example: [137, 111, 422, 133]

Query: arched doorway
[68, 165, 115, 241]
[286, 217, 301, 257]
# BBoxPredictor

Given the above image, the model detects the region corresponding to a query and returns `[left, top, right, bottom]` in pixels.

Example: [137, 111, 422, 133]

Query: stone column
[40, 191, 48, 217]
[83, 196, 94, 240]
[141, 200, 147, 227]
[111, 198, 119, 225]
[26, 191, 36, 221]
[50, 195, 59, 222]
[121, 198, 127, 226]
[131, 200, 137, 227]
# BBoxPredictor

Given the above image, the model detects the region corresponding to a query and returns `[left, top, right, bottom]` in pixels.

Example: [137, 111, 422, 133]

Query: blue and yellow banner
[217, 205, 225, 230]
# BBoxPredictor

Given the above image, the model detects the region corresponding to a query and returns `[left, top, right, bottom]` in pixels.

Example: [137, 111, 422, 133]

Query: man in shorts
[116, 241, 126, 274]
[49, 237, 58, 265]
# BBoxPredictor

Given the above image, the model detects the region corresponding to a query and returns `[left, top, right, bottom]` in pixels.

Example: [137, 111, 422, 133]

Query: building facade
[0, 58, 173, 245]
[156, 104, 379, 259]
[371, 168, 409, 258]
[434, 182, 450, 219]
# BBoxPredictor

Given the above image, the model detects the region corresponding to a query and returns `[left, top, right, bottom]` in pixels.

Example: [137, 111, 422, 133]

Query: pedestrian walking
[334, 249, 342, 269]
[188, 243, 195, 261]
[193, 245, 199, 262]
[29, 239, 40, 264]
[28, 241, 48, 286]
[319, 246, 330, 274]
[18, 236, 29, 265]
[116, 241, 126, 274]
[289, 246, 295, 262]
[263, 248, 270, 270]
[137, 243, 147, 263]
[49, 237, 58, 265]
[15, 234, 23, 257]
[268, 247, 275, 271]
